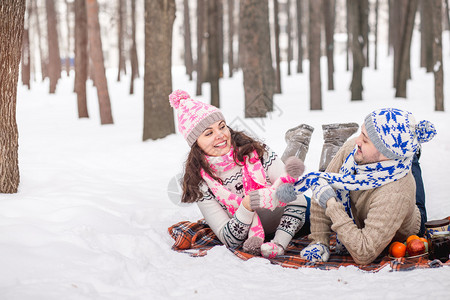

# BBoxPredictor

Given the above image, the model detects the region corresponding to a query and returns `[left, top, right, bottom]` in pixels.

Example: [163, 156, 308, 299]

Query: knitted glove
[260, 242, 285, 259]
[311, 178, 336, 208]
[300, 243, 330, 262]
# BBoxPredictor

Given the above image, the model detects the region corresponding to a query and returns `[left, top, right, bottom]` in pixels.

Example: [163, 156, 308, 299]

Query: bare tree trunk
[196, 0, 204, 95]
[86, 0, 114, 124]
[46, 0, 61, 93]
[323, 0, 335, 90]
[395, 0, 418, 98]
[346, 0, 350, 71]
[22, 28, 31, 89]
[0, 0, 25, 193]
[392, 0, 404, 87]
[374, 0, 379, 70]
[227, 0, 235, 77]
[296, 0, 303, 73]
[143, 0, 176, 141]
[432, 0, 444, 111]
[32, 0, 47, 80]
[117, 0, 126, 81]
[388, 0, 393, 55]
[218, 0, 224, 78]
[240, 0, 275, 117]
[75, 0, 89, 118]
[183, 0, 194, 80]
[274, 0, 282, 93]
[287, 0, 292, 75]
[349, 0, 366, 101]
[129, 0, 139, 94]
[65, 0, 72, 76]
[208, 0, 220, 107]
[309, 0, 322, 109]
[420, 0, 435, 72]
[445, 0, 450, 41]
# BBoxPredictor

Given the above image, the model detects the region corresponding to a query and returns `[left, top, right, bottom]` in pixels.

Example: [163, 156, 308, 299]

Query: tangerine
[389, 241, 406, 258]
[406, 235, 420, 245]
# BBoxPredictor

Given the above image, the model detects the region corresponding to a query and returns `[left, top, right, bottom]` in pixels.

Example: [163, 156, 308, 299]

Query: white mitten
[260, 242, 285, 259]
[300, 243, 330, 262]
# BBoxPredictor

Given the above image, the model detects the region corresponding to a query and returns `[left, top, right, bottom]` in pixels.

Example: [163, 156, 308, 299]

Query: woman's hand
[242, 195, 254, 212]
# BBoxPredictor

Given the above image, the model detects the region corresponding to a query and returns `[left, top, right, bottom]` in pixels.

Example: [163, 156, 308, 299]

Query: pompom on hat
[169, 89, 225, 147]
[364, 108, 437, 160]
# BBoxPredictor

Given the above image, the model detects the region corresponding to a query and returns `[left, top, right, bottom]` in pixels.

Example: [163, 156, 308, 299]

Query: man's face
[354, 124, 388, 165]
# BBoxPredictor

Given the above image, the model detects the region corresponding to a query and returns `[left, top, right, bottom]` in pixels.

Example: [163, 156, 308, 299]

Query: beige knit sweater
[309, 138, 421, 265]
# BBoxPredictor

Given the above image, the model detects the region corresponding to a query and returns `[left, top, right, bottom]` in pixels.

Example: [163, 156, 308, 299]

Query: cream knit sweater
[309, 138, 421, 265]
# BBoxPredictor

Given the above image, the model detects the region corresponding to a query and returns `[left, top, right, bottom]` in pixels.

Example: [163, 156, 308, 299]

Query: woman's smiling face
[196, 120, 231, 157]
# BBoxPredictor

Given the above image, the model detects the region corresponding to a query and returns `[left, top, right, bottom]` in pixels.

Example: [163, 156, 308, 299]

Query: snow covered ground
[1, 35, 450, 299]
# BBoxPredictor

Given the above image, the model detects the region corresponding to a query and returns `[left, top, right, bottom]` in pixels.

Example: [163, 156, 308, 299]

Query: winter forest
[1, 0, 449, 194]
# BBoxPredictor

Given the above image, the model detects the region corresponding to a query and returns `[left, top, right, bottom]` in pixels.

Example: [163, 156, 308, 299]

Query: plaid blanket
[168, 219, 450, 272]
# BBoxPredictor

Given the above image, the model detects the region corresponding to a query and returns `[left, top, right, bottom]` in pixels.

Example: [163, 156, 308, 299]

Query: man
[299, 108, 436, 264]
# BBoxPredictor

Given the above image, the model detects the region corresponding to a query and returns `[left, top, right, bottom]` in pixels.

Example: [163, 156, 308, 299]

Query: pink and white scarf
[200, 147, 268, 242]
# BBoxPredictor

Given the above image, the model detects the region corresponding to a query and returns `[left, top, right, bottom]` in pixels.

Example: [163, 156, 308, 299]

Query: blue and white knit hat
[364, 108, 437, 160]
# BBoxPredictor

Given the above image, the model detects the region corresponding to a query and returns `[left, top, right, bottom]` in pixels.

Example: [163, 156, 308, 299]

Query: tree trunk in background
[395, 0, 418, 98]
[296, 0, 303, 73]
[432, 0, 444, 111]
[74, 0, 89, 118]
[349, 0, 366, 100]
[183, 0, 194, 80]
[388, 0, 393, 56]
[420, 0, 434, 72]
[287, 0, 292, 75]
[309, 0, 322, 109]
[218, 0, 224, 78]
[117, 0, 126, 81]
[143, 0, 176, 141]
[65, 0, 72, 76]
[392, 0, 404, 87]
[374, 0, 379, 70]
[46, 0, 61, 93]
[274, 0, 281, 93]
[22, 28, 31, 89]
[196, 0, 204, 95]
[86, 0, 114, 125]
[323, 0, 335, 90]
[208, 0, 220, 107]
[240, 0, 275, 117]
[0, 0, 25, 193]
[365, 2, 369, 67]
[227, 0, 235, 77]
[346, 0, 350, 71]
[129, 0, 139, 94]
[32, 0, 48, 81]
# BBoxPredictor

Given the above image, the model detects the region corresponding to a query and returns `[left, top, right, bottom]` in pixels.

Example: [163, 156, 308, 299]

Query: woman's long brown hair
[181, 127, 266, 203]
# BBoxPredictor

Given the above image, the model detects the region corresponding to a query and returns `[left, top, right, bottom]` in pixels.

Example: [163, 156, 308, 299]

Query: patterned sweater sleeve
[197, 186, 255, 248]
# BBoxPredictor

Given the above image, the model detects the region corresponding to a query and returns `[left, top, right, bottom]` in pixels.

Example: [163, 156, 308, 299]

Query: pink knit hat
[169, 90, 225, 147]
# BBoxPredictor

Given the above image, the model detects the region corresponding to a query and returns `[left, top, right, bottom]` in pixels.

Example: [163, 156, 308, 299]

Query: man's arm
[325, 190, 411, 265]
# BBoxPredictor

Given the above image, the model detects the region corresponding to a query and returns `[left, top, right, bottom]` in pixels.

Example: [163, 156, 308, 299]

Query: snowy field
[1, 36, 450, 299]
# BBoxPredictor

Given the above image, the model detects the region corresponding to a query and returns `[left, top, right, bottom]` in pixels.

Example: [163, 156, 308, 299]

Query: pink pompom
[169, 89, 190, 109]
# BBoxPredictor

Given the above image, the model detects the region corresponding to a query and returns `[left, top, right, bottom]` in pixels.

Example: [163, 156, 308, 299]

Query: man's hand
[300, 243, 330, 262]
[311, 178, 336, 208]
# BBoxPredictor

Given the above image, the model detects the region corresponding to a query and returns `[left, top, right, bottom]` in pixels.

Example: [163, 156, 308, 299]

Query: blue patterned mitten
[300, 243, 330, 262]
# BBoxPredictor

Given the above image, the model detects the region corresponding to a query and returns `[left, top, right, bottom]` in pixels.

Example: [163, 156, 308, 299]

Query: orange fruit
[406, 235, 420, 245]
[389, 242, 406, 258]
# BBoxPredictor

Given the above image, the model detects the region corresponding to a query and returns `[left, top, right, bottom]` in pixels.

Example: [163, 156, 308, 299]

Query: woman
[169, 90, 310, 258]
